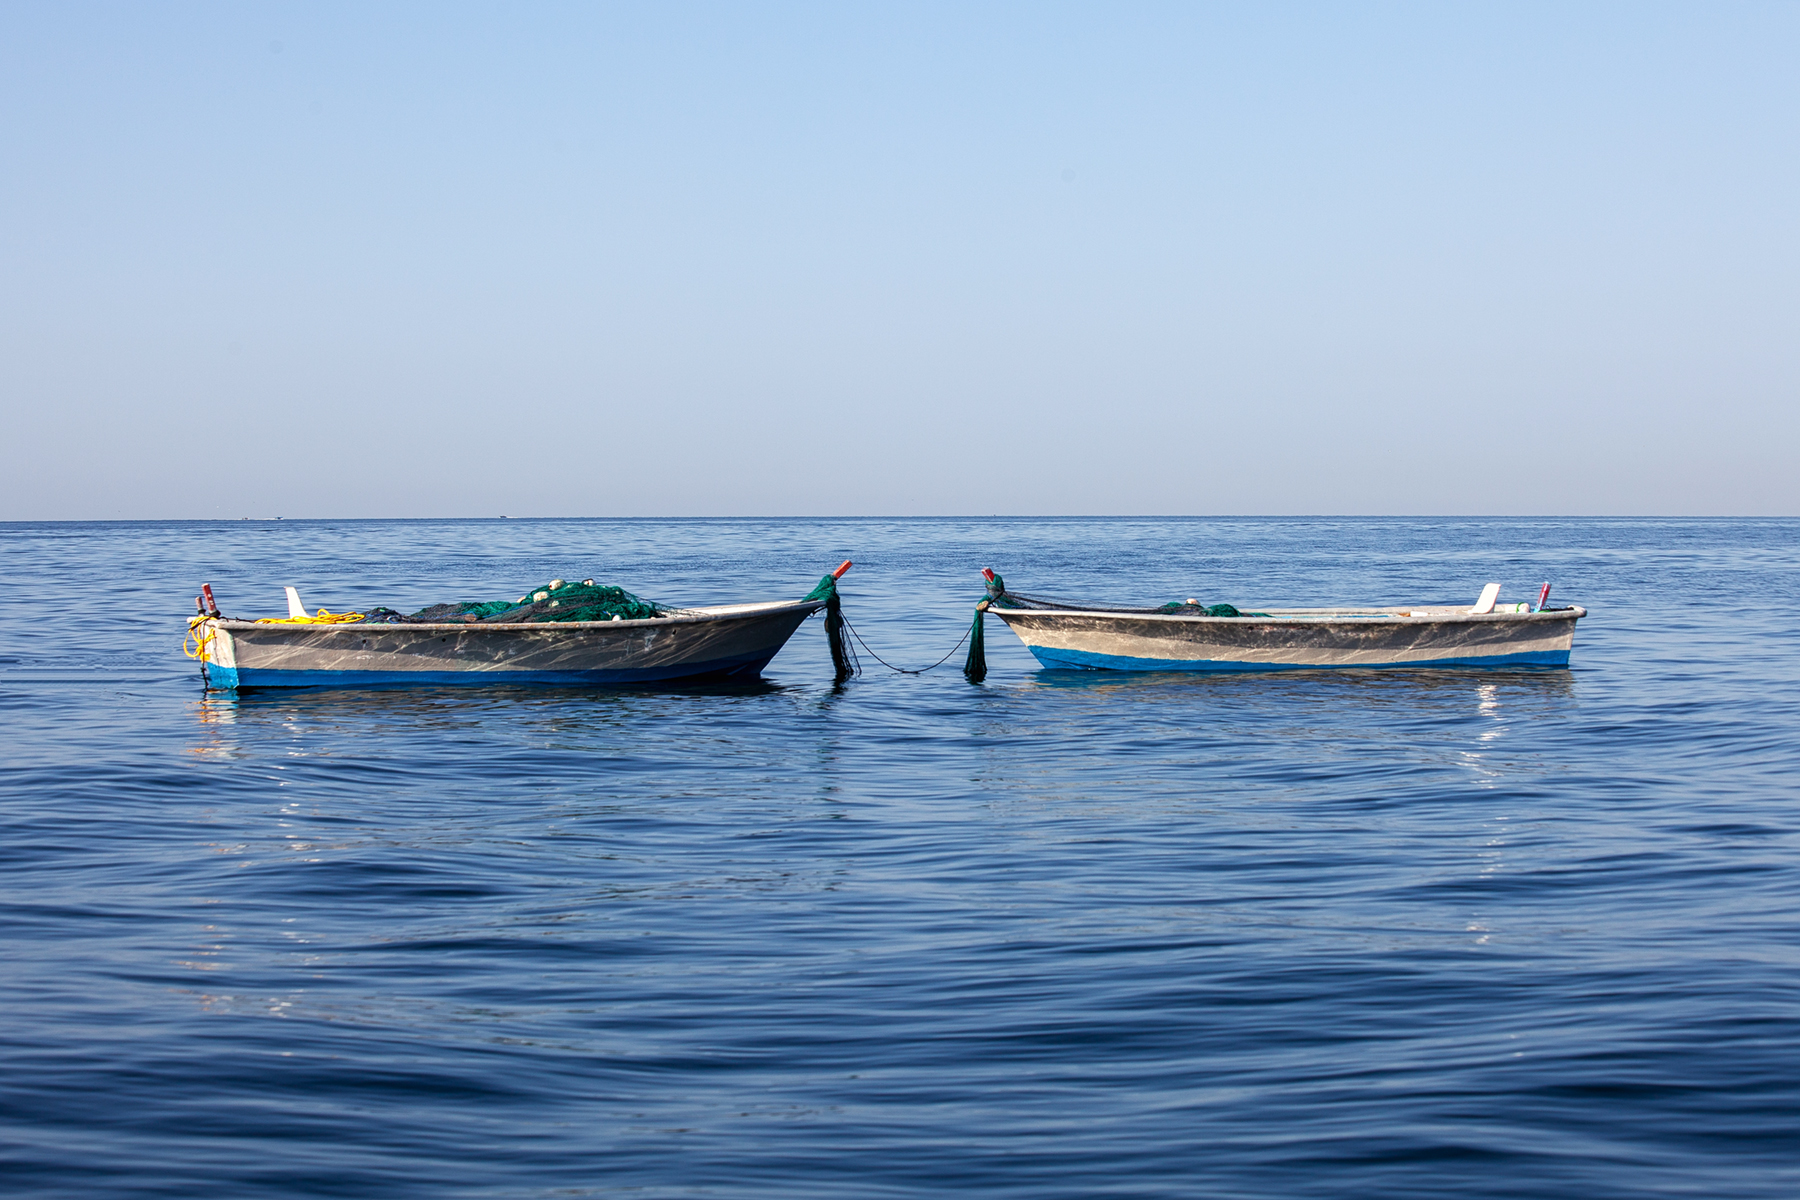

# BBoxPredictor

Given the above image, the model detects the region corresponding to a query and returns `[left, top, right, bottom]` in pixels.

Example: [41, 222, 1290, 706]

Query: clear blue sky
[3, 2, 1795, 517]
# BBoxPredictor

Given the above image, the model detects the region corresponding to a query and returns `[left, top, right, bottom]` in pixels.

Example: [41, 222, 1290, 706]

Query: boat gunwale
[990, 605, 1587, 627]
[205, 597, 827, 634]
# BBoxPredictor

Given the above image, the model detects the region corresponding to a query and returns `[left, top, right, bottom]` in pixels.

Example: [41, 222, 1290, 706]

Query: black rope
[840, 615, 972, 675]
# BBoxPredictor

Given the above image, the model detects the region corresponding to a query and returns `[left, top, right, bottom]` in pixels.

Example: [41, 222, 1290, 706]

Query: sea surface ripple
[2, 517, 1797, 1198]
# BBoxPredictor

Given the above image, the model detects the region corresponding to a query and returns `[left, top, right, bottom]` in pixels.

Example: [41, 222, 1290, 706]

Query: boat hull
[992, 606, 1586, 673]
[195, 600, 822, 689]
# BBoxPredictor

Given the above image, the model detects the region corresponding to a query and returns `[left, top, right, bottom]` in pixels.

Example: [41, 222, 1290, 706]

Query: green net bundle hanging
[803, 571, 857, 683]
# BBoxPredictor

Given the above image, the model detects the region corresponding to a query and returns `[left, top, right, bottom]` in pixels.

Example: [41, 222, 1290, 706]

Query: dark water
[3, 517, 1798, 1198]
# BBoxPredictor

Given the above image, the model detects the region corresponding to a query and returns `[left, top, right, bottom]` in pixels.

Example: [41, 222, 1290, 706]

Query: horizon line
[3, 514, 1794, 524]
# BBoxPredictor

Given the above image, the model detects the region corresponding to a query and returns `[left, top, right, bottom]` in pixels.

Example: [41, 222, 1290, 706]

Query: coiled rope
[254, 610, 366, 625]
[183, 616, 216, 663]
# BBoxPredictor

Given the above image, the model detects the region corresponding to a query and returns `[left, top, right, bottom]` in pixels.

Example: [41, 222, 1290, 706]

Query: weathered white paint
[992, 605, 1587, 671]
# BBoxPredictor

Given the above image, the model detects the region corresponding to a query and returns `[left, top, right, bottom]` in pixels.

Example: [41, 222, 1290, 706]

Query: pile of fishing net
[358, 578, 672, 625]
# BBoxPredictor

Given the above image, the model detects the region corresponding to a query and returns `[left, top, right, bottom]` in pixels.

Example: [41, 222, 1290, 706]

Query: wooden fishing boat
[187, 565, 852, 689]
[976, 575, 1585, 673]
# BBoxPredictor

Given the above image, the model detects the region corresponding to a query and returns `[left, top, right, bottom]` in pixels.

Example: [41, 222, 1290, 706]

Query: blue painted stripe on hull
[1025, 646, 1571, 672]
[204, 649, 778, 690]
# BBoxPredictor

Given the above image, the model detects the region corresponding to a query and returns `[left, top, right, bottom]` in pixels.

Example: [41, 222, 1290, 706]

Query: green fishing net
[1156, 601, 1245, 617]
[360, 579, 671, 624]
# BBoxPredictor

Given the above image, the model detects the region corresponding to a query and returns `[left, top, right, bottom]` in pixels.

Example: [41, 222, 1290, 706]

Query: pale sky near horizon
[2, 2, 1796, 518]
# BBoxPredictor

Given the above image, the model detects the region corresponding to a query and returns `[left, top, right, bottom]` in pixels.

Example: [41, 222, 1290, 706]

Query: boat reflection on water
[1007, 666, 1580, 751]
[970, 667, 1583, 806]
[1017, 663, 1576, 704]
[187, 677, 797, 758]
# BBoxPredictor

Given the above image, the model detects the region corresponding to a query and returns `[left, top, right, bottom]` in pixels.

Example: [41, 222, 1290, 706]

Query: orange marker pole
[832, 560, 853, 580]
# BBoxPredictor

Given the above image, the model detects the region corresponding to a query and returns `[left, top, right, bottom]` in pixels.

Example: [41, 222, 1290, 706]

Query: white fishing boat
[187, 564, 853, 689]
[971, 574, 1585, 674]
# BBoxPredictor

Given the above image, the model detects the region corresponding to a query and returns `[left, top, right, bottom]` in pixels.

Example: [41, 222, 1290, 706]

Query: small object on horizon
[1470, 583, 1502, 614]
[285, 587, 307, 619]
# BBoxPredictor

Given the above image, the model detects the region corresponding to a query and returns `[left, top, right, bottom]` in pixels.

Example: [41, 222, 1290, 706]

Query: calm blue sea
[2, 517, 1798, 1199]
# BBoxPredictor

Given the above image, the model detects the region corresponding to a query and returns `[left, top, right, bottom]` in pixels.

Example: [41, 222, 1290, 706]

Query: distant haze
[3, 2, 1796, 518]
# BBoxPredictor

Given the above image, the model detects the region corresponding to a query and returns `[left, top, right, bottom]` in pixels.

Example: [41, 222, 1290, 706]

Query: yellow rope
[254, 609, 366, 625]
[184, 616, 216, 663]
[186, 607, 362, 668]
